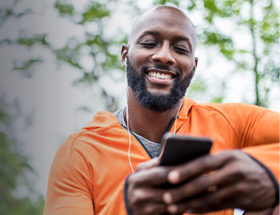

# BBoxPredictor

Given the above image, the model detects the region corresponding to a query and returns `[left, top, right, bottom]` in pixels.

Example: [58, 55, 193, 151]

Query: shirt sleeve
[44, 133, 94, 215]
[225, 104, 279, 205]
[237, 105, 279, 182]
[223, 103, 279, 181]
[223, 104, 280, 205]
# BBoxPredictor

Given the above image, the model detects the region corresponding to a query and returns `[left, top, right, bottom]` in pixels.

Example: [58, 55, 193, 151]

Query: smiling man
[123, 7, 196, 113]
[44, 5, 279, 215]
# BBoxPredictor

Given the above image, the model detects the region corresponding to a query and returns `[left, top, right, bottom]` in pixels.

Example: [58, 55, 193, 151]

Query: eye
[139, 41, 157, 48]
[174, 46, 190, 54]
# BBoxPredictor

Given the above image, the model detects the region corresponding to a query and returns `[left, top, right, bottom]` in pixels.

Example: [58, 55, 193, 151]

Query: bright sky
[0, 1, 279, 214]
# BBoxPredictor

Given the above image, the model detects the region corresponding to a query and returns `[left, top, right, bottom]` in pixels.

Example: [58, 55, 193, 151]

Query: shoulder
[54, 110, 120, 160]
[192, 101, 255, 112]
[190, 100, 268, 118]
[188, 100, 279, 129]
[182, 98, 276, 125]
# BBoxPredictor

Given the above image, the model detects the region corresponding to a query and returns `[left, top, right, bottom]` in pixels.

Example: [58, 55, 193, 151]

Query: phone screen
[159, 133, 213, 166]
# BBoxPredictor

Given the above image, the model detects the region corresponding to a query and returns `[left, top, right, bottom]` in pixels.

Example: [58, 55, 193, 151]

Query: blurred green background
[0, 0, 279, 214]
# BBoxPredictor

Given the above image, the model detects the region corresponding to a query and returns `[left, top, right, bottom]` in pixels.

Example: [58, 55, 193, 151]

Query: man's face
[122, 7, 197, 111]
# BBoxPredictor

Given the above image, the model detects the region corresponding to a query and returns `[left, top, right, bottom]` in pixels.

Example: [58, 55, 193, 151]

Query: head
[121, 5, 198, 112]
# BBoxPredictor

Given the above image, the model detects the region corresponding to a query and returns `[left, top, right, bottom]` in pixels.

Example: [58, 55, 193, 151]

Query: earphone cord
[126, 105, 135, 173]
[173, 98, 184, 135]
[126, 98, 184, 174]
[157, 98, 184, 158]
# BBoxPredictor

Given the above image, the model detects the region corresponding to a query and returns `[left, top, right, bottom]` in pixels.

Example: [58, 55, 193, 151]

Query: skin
[128, 156, 277, 215]
[121, 5, 277, 215]
[121, 6, 197, 143]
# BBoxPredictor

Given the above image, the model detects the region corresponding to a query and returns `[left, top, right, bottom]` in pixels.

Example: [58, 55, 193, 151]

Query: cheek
[178, 57, 195, 73]
[128, 50, 148, 68]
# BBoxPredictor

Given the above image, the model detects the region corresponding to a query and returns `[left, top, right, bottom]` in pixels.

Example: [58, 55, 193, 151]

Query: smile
[148, 71, 173, 79]
[146, 69, 176, 80]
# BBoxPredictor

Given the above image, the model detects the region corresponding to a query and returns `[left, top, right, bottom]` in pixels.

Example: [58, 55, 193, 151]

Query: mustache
[153, 64, 172, 71]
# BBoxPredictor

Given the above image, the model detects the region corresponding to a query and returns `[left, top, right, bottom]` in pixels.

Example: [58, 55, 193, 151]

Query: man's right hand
[126, 158, 172, 215]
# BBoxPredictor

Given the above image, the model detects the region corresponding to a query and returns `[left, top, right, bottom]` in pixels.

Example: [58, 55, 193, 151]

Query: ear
[192, 57, 198, 73]
[121, 44, 128, 68]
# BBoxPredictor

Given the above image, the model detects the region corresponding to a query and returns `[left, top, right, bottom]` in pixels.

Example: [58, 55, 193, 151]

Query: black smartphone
[159, 133, 213, 166]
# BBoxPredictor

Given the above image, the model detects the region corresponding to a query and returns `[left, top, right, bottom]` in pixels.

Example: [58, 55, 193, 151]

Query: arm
[227, 104, 279, 181]
[44, 135, 94, 215]
[125, 150, 278, 215]
[232, 104, 280, 211]
[162, 150, 278, 214]
[161, 105, 280, 213]
[125, 105, 279, 214]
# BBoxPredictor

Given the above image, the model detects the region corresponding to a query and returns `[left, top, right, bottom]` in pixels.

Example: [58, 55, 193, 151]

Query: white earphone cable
[126, 105, 135, 173]
[126, 90, 184, 173]
[173, 98, 184, 135]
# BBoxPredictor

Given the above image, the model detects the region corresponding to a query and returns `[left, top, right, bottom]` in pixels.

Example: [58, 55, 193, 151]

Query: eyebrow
[138, 31, 193, 52]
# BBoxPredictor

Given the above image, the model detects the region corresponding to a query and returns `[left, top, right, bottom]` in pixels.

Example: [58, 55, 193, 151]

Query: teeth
[149, 72, 172, 79]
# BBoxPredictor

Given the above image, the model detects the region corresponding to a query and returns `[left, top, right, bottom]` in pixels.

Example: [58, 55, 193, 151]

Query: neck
[126, 89, 182, 143]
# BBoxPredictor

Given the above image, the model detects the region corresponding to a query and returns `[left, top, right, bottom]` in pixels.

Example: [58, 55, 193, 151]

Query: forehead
[130, 8, 196, 46]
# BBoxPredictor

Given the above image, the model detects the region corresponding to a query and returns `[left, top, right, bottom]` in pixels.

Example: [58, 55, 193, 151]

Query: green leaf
[54, 41, 83, 69]
[211, 96, 224, 103]
[79, 2, 110, 24]
[153, 0, 180, 6]
[54, 0, 75, 16]
[187, 0, 197, 10]
[12, 58, 43, 71]
[0, 101, 44, 215]
[17, 34, 49, 47]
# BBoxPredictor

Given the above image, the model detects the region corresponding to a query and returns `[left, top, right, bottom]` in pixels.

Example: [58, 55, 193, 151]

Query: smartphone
[159, 133, 213, 166]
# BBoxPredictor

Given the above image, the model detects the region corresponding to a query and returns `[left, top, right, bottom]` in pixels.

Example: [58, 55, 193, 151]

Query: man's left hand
[162, 150, 276, 214]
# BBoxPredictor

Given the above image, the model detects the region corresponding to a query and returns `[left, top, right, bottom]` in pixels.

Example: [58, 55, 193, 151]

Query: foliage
[50, 0, 279, 107]
[152, 0, 279, 106]
[0, 100, 44, 215]
[54, 0, 75, 16]
[79, 2, 110, 24]
[17, 34, 49, 47]
[51, 0, 131, 111]
[1, 0, 279, 109]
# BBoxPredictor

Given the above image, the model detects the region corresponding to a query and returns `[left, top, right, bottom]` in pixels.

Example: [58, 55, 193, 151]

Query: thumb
[135, 158, 160, 172]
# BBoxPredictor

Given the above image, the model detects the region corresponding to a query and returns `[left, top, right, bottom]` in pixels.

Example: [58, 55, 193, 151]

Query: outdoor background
[0, 0, 279, 214]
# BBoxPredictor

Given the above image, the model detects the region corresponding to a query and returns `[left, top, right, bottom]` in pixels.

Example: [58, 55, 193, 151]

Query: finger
[138, 202, 168, 215]
[166, 184, 237, 214]
[165, 151, 268, 204]
[168, 178, 273, 214]
[163, 166, 231, 204]
[273, 204, 280, 215]
[129, 187, 168, 205]
[244, 208, 274, 215]
[136, 158, 160, 172]
[163, 174, 217, 204]
[128, 187, 169, 215]
[129, 166, 171, 187]
[167, 151, 232, 185]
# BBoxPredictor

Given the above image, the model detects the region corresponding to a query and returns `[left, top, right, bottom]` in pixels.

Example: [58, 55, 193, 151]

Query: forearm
[242, 143, 280, 206]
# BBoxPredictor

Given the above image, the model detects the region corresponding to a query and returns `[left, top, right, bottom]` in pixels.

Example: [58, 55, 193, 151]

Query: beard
[126, 58, 194, 112]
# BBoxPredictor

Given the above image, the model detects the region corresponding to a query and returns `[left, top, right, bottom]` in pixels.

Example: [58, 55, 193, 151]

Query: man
[44, 5, 279, 215]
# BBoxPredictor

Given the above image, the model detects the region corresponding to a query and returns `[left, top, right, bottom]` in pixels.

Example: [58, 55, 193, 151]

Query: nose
[151, 42, 175, 65]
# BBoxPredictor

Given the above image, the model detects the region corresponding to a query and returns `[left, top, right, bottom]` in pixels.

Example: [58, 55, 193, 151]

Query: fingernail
[163, 192, 172, 203]
[168, 171, 179, 183]
[168, 205, 178, 214]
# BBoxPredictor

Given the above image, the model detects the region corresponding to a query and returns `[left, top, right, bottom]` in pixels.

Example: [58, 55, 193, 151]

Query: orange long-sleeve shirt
[44, 98, 279, 215]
